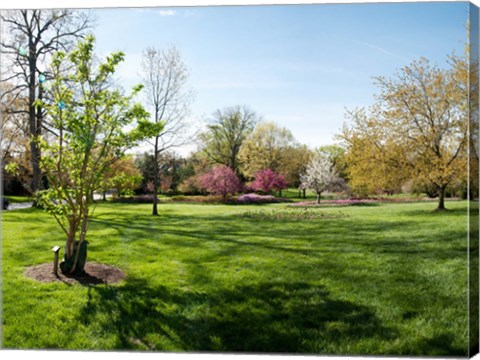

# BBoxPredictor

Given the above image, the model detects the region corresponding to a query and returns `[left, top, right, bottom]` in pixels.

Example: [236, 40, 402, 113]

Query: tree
[280, 144, 313, 196]
[198, 105, 259, 176]
[36, 36, 162, 275]
[300, 153, 340, 204]
[339, 108, 408, 197]
[99, 156, 142, 200]
[340, 57, 467, 210]
[239, 121, 296, 178]
[251, 168, 287, 196]
[135, 152, 156, 193]
[0, 83, 27, 164]
[178, 174, 205, 195]
[136, 150, 186, 195]
[317, 144, 348, 180]
[1, 10, 91, 196]
[1, 82, 31, 195]
[199, 165, 242, 200]
[140, 46, 194, 216]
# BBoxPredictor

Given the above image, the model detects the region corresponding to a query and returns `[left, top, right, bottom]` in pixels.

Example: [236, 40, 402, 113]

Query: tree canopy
[339, 56, 468, 209]
[300, 152, 340, 204]
[198, 105, 259, 176]
[1, 10, 91, 195]
[239, 121, 296, 179]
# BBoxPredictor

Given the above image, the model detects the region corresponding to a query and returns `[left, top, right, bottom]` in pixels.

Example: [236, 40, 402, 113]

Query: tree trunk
[29, 46, 43, 200]
[65, 233, 75, 260]
[303, 189, 306, 199]
[316, 192, 321, 204]
[70, 197, 90, 274]
[152, 137, 159, 216]
[102, 191, 106, 201]
[279, 189, 282, 197]
[437, 185, 447, 211]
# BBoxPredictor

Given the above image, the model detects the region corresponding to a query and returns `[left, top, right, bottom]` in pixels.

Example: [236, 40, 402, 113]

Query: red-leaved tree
[251, 168, 288, 195]
[200, 165, 242, 200]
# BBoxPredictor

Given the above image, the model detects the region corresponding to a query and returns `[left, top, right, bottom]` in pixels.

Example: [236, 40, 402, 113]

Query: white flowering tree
[300, 153, 339, 204]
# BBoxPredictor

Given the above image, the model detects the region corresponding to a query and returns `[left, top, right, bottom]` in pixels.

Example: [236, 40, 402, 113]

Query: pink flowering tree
[251, 168, 288, 196]
[200, 165, 242, 200]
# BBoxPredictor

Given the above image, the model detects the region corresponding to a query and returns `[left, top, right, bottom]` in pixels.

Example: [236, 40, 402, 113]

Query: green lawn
[1, 200, 470, 355]
[4, 195, 33, 203]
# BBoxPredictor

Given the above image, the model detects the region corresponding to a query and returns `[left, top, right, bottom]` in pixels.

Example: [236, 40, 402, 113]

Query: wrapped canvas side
[469, 2, 480, 358]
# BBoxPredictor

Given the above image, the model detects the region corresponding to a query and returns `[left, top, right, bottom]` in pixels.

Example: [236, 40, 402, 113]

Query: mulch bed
[24, 262, 126, 285]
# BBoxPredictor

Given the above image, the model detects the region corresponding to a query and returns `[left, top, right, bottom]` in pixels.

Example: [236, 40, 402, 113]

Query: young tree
[198, 105, 259, 176]
[1, 10, 91, 196]
[140, 46, 195, 216]
[37, 36, 163, 275]
[300, 153, 340, 204]
[199, 165, 242, 200]
[251, 168, 287, 196]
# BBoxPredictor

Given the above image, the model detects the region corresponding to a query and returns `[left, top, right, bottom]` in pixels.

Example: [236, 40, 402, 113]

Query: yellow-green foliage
[339, 56, 468, 204]
[239, 121, 296, 178]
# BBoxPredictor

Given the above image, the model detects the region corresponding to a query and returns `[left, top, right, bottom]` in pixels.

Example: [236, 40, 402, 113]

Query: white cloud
[157, 9, 177, 16]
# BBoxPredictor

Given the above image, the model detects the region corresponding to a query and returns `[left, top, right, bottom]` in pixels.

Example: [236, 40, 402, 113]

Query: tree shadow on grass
[398, 206, 468, 217]
[342, 202, 380, 207]
[79, 277, 397, 354]
[404, 333, 467, 357]
[90, 210, 468, 262]
[79, 207, 468, 355]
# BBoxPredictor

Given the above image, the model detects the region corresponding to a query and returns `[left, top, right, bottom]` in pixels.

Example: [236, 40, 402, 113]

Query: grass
[1, 200, 470, 355]
[4, 195, 33, 203]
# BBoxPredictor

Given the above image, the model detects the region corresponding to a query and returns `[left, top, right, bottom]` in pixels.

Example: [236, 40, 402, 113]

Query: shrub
[170, 195, 228, 203]
[110, 195, 160, 204]
[178, 175, 205, 195]
[237, 193, 280, 204]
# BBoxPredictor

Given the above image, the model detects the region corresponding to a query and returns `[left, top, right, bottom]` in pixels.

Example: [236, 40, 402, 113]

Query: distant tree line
[1, 9, 475, 214]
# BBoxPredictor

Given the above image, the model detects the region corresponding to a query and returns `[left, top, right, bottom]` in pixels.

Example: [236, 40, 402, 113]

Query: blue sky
[92, 2, 469, 155]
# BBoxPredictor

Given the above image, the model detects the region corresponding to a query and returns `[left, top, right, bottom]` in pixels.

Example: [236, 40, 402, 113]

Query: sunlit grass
[1, 200, 469, 355]
[4, 195, 33, 203]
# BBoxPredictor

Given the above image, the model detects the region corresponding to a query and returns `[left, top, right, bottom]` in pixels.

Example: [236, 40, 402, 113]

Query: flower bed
[290, 196, 444, 207]
[237, 193, 283, 204]
[170, 195, 226, 203]
[240, 207, 346, 221]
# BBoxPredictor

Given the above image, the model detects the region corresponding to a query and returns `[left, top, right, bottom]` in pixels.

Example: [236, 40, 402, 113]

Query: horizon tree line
[0, 10, 474, 212]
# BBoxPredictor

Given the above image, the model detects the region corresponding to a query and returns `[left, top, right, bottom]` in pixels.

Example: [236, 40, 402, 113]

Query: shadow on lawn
[398, 205, 468, 217]
[81, 207, 468, 355]
[91, 210, 468, 262]
[79, 277, 396, 354]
